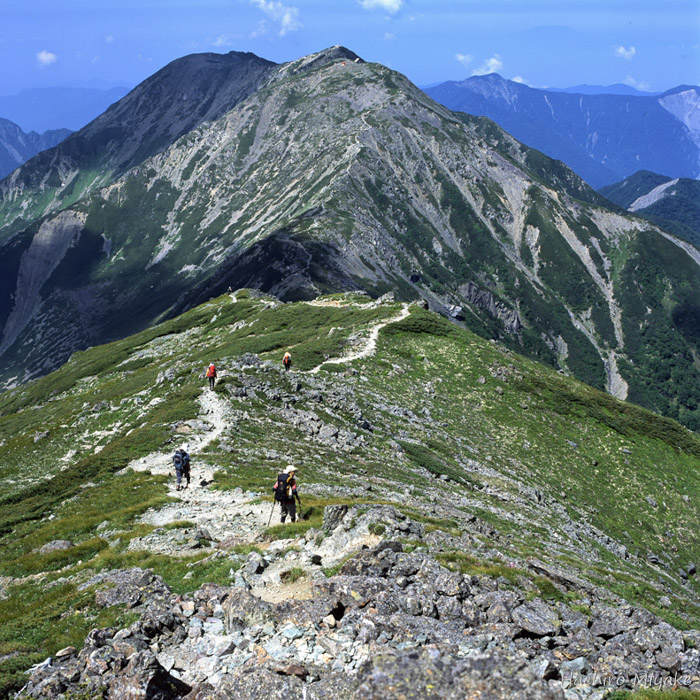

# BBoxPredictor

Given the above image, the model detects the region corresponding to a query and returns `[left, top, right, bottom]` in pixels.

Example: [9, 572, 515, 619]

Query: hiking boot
[176, 485, 181, 491]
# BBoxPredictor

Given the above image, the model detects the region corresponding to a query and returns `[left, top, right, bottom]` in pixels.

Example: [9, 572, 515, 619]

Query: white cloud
[250, 21, 269, 38]
[512, 76, 527, 84]
[213, 34, 233, 47]
[104, 35, 114, 43]
[471, 54, 503, 76]
[359, 0, 403, 13]
[384, 32, 396, 41]
[614, 45, 636, 60]
[455, 53, 473, 69]
[36, 50, 57, 66]
[249, 0, 301, 35]
[623, 75, 652, 91]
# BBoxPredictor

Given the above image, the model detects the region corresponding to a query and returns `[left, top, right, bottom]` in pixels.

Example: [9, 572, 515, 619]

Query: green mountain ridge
[600, 170, 700, 249]
[1, 47, 700, 434]
[0, 292, 699, 697]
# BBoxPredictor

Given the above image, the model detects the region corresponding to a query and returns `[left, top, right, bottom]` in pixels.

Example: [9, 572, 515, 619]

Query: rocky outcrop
[0, 210, 86, 358]
[458, 281, 522, 334]
[17, 507, 700, 699]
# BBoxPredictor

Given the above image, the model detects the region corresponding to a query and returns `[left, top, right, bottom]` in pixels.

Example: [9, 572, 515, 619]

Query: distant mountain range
[1, 47, 699, 431]
[0, 86, 130, 133]
[0, 118, 71, 179]
[547, 83, 660, 96]
[600, 170, 700, 249]
[425, 74, 700, 188]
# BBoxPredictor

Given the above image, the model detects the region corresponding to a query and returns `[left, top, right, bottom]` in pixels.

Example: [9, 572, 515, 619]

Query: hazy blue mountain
[425, 74, 700, 188]
[0, 117, 71, 179]
[600, 170, 700, 248]
[1, 47, 699, 432]
[0, 86, 130, 133]
[547, 83, 660, 96]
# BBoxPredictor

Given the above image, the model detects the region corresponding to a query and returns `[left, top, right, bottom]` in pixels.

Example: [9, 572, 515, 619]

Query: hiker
[206, 362, 217, 390]
[282, 351, 292, 372]
[173, 445, 190, 491]
[181, 444, 191, 488]
[273, 465, 300, 523]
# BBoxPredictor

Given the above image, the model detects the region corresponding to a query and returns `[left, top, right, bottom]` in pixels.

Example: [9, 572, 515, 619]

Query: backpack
[206, 365, 216, 377]
[182, 452, 190, 469]
[173, 451, 183, 469]
[274, 473, 290, 502]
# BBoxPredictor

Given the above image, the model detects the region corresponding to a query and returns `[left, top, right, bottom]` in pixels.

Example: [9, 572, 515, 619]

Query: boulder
[511, 599, 561, 637]
[222, 588, 274, 632]
[322, 504, 349, 532]
[107, 650, 190, 699]
[38, 540, 74, 554]
[353, 648, 563, 699]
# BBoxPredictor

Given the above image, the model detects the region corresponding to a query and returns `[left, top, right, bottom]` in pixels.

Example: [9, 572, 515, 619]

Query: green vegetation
[0, 580, 140, 698]
[281, 566, 306, 583]
[0, 292, 699, 694]
[606, 691, 700, 700]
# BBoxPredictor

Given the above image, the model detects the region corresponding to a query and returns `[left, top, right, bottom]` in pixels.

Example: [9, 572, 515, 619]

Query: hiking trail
[308, 303, 410, 374]
[123, 304, 411, 602]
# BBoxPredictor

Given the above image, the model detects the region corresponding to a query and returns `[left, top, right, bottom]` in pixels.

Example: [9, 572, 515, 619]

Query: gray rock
[281, 624, 304, 640]
[353, 648, 562, 699]
[589, 605, 632, 639]
[323, 504, 349, 532]
[108, 650, 191, 698]
[241, 552, 267, 579]
[511, 599, 561, 637]
[38, 540, 74, 554]
[560, 656, 588, 675]
[222, 588, 274, 631]
[655, 646, 681, 672]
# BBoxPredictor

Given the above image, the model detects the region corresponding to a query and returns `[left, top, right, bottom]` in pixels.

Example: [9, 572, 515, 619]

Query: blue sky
[2, 0, 698, 95]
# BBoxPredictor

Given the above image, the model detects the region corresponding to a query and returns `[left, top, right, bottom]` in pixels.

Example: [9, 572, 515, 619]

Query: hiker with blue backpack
[173, 445, 191, 491]
[272, 465, 301, 523]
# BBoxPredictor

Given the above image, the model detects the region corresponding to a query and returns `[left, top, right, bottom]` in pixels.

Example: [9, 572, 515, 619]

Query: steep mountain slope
[600, 170, 700, 248]
[0, 118, 70, 179]
[0, 50, 276, 234]
[1, 48, 699, 433]
[0, 86, 130, 133]
[0, 293, 699, 697]
[425, 75, 700, 188]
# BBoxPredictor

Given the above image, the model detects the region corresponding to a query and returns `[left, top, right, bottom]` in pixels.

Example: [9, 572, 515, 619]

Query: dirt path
[122, 305, 412, 599]
[128, 388, 234, 484]
[308, 303, 410, 374]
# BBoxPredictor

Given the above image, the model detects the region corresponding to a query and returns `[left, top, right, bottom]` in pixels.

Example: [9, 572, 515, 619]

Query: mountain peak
[282, 45, 363, 77]
[2, 45, 700, 434]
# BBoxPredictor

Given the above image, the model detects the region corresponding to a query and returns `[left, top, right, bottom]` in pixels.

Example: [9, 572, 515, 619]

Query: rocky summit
[0, 47, 699, 434]
[0, 292, 699, 698]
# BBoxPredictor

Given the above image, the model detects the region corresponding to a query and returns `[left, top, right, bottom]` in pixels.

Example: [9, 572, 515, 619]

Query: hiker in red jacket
[206, 363, 217, 390]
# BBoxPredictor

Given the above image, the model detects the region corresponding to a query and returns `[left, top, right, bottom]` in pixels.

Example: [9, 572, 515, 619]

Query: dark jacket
[273, 474, 298, 503]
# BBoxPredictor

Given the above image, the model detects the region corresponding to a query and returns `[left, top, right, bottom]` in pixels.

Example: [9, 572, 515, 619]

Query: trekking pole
[267, 499, 276, 527]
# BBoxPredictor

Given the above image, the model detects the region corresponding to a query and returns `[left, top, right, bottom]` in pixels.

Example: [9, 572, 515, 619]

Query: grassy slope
[0, 291, 698, 696]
